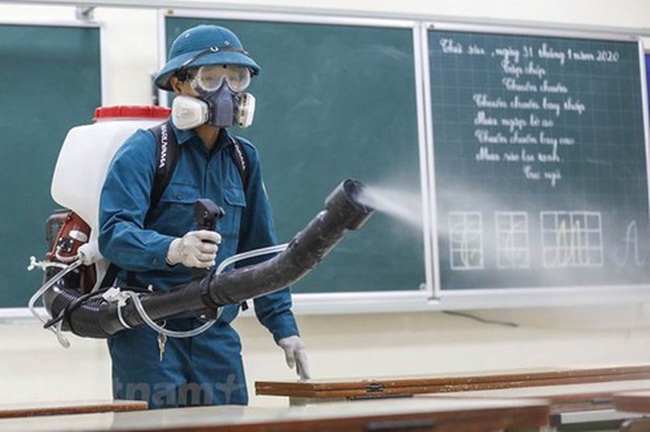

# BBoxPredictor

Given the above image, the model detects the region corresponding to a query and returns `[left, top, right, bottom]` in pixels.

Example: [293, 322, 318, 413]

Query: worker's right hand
[166, 230, 222, 268]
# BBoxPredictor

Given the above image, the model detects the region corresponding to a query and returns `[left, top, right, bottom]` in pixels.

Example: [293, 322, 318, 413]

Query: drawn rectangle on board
[495, 212, 530, 269]
[540, 211, 603, 268]
[449, 212, 484, 270]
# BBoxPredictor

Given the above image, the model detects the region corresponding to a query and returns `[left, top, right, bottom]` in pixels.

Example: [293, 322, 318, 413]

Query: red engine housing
[46, 211, 96, 294]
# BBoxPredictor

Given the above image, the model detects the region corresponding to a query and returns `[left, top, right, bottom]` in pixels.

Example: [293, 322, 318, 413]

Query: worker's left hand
[278, 335, 311, 380]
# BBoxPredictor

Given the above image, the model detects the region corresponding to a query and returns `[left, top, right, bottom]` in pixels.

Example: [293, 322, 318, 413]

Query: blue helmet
[154, 25, 260, 91]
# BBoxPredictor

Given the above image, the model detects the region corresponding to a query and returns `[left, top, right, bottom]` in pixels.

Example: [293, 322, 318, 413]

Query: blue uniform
[98, 123, 298, 409]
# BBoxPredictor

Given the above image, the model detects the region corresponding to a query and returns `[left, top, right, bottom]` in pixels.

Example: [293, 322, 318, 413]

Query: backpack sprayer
[29, 106, 374, 346]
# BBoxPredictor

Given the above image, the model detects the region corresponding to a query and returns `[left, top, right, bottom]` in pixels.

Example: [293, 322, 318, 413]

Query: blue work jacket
[98, 122, 298, 341]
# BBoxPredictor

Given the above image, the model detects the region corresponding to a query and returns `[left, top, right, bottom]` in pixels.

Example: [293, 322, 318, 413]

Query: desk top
[0, 400, 147, 419]
[0, 397, 550, 432]
[256, 363, 650, 399]
[419, 379, 650, 414]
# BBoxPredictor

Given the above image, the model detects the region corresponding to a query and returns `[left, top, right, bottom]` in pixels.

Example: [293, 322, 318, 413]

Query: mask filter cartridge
[171, 88, 256, 130]
[235, 93, 255, 128]
[171, 96, 209, 130]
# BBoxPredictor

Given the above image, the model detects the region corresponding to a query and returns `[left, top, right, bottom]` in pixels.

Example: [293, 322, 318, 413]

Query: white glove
[166, 230, 222, 268]
[278, 335, 311, 380]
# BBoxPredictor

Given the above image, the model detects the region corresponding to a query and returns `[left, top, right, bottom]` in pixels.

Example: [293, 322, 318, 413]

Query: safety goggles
[190, 64, 251, 93]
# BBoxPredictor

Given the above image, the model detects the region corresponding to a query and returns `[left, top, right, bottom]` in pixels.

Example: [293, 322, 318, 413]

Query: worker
[98, 24, 309, 409]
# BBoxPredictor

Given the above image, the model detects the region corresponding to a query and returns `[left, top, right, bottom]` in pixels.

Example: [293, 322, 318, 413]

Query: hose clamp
[198, 270, 221, 321]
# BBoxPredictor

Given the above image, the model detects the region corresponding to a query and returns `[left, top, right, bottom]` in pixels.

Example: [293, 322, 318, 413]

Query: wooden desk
[615, 390, 650, 413]
[0, 400, 147, 418]
[256, 365, 650, 431]
[613, 391, 650, 432]
[0, 397, 550, 432]
[255, 364, 650, 402]
[420, 380, 650, 430]
[422, 380, 650, 413]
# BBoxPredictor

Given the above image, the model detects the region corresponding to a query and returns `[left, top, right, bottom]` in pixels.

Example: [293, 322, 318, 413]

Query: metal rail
[1, 0, 649, 36]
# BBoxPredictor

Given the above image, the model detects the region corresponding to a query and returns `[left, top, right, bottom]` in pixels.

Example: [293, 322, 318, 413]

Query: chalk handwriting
[510, 96, 540, 110]
[538, 43, 566, 64]
[615, 220, 646, 267]
[448, 212, 484, 270]
[475, 130, 508, 144]
[501, 116, 527, 132]
[563, 97, 586, 114]
[473, 94, 508, 108]
[440, 38, 462, 54]
[468, 44, 485, 55]
[542, 97, 561, 116]
[510, 131, 538, 144]
[540, 80, 568, 93]
[501, 59, 523, 77]
[541, 211, 604, 267]
[475, 146, 500, 161]
[494, 46, 520, 64]
[442, 37, 614, 187]
[474, 111, 498, 126]
[524, 61, 546, 78]
[502, 78, 537, 92]
[495, 212, 530, 268]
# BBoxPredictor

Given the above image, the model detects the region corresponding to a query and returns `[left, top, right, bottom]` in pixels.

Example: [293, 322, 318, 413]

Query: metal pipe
[43, 178, 374, 338]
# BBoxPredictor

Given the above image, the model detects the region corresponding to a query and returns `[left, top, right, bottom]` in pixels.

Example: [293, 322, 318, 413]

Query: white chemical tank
[51, 105, 170, 233]
[51, 106, 170, 274]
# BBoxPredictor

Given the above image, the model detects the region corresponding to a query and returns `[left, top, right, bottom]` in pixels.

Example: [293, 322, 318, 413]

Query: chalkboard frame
[0, 18, 105, 320]
[422, 22, 650, 310]
[158, 9, 435, 314]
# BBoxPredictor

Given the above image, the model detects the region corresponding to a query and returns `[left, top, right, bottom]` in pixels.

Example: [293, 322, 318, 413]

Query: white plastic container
[51, 106, 170, 276]
[51, 105, 171, 234]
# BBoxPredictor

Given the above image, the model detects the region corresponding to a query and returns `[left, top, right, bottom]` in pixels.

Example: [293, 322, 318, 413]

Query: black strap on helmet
[177, 46, 254, 82]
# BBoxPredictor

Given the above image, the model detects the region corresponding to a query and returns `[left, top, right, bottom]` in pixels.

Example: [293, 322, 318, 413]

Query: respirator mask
[172, 64, 256, 130]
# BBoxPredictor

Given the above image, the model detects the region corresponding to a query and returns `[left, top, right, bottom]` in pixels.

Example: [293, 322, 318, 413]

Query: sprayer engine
[45, 210, 96, 294]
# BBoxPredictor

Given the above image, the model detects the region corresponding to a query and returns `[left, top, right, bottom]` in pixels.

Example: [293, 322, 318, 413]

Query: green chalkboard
[0, 23, 102, 308]
[165, 16, 425, 294]
[428, 29, 649, 291]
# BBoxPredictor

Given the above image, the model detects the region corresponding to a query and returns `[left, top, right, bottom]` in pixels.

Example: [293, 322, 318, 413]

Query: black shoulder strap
[227, 137, 250, 313]
[150, 125, 248, 200]
[149, 119, 180, 211]
[228, 136, 249, 190]
[99, 120, 180, 289]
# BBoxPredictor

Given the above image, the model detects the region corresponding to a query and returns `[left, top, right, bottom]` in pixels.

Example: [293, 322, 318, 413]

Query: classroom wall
[1, 0, 650, 407]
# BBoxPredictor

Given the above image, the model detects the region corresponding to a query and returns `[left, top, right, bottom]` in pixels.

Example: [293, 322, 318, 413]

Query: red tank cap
[93, 105, 171, 121]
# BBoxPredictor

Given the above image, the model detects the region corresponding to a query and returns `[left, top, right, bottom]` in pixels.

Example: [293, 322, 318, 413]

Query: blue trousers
[108, 317, 248, 409]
